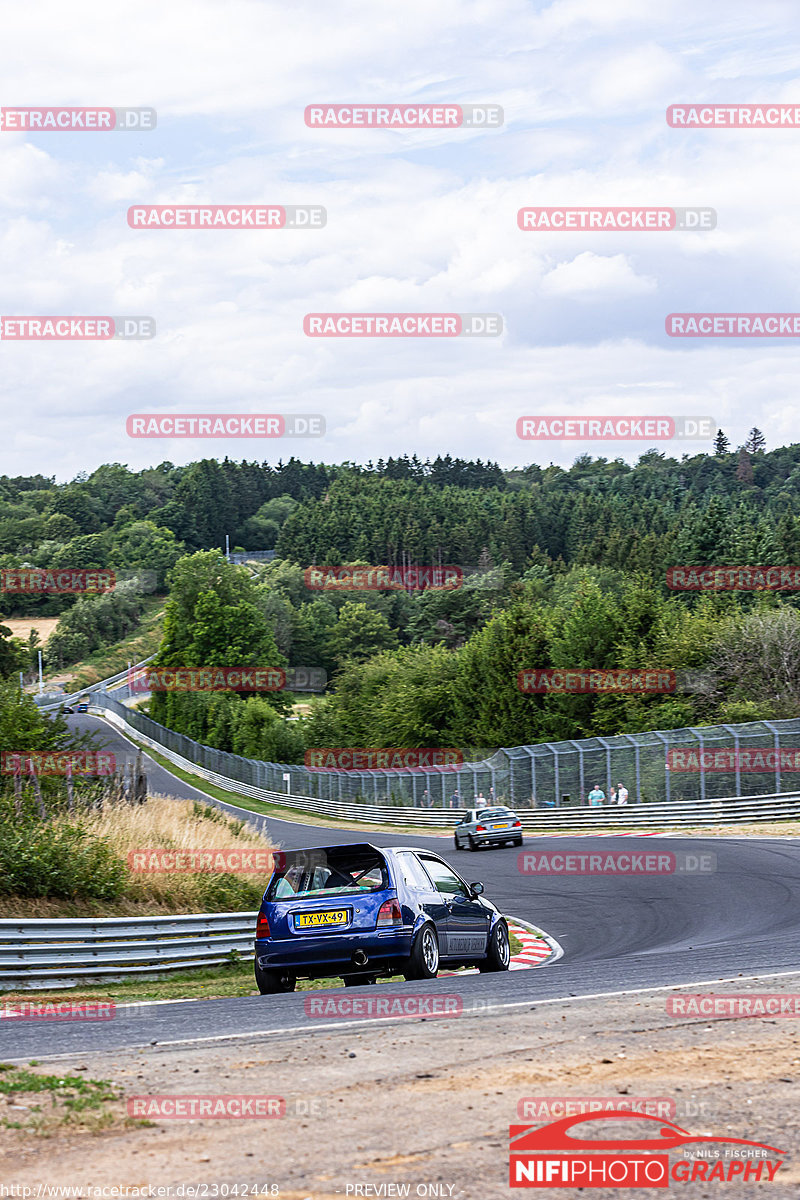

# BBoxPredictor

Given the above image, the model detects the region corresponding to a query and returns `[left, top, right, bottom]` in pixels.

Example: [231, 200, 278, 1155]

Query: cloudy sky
[1, 0, 799, 479]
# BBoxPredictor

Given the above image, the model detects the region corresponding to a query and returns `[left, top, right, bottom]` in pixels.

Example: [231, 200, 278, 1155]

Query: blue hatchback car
[254, 842, 510, 993]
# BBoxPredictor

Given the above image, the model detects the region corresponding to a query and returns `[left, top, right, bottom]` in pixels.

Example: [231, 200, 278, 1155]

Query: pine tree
[736, 448, 755, 484]
[714, 429, 731, 456]
[744, 428, 766, 454]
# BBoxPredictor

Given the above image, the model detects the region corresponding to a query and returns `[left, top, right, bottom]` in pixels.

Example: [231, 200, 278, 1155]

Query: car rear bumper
[255, 928, 414, 970]
[469, 829, 522, 844]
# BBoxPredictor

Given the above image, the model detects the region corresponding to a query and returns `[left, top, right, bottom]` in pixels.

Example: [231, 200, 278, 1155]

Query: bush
[0, 817, 126, 900]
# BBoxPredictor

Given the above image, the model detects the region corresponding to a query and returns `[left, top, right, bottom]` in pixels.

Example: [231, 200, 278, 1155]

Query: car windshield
[266, 847, 389, 900]
[478, 808, 514, 819]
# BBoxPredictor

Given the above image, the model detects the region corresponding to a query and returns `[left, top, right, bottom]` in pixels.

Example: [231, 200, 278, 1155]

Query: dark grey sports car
[453, 806, 523, 851]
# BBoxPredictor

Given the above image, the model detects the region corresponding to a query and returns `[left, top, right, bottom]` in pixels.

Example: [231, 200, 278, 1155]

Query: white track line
[15, 966, 800, 1063]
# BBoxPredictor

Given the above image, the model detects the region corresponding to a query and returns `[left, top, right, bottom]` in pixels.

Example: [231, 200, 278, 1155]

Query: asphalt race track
[5, 712, 800, 1060]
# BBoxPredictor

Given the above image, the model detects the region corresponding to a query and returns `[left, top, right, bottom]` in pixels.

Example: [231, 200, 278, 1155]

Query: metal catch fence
[91, 692, 800, 817]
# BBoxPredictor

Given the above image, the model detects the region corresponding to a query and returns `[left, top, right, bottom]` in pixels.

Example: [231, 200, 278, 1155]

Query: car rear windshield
[266, 847, 389, 901]
[478, 808, 515, 819]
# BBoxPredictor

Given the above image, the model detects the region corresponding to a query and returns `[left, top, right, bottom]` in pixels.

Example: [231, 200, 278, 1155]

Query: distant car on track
[253, 841, 510, 993]
[75, 703, 89, 712]
[454, 806, 523, 851]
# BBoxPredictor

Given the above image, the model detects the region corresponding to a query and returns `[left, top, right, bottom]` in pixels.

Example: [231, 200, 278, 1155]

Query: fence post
[694, 729, 706, 803]
[27, 758, 47, 819]
[720, 724, 741, 796]
[66, 759, 74, 814]
[544, 744, 559, 806]
[764, 721, 781, 794]
[654, 732, 670, 802]
[13, 765, 22, 819]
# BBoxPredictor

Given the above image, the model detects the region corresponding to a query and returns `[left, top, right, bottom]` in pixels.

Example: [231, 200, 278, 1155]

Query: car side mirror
[469, 882, 484, 896]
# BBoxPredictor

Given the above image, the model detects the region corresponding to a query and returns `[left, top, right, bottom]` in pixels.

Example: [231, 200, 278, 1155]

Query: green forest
[2, 430, 800, 762]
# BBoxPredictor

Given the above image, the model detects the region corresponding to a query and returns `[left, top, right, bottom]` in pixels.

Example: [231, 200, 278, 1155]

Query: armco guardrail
[0, 911, 257, 988]
[87, 691, 800, 808]
[94, 702, 800, 830]
[33, 655, 156, 713]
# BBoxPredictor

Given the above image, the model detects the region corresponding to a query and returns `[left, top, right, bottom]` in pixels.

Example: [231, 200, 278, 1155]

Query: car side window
[418, 856, 470, 897]
[396, 853, 437, 891]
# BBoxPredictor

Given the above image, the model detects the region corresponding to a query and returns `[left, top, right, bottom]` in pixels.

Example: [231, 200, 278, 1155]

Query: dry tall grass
[0, 794, 277, 917]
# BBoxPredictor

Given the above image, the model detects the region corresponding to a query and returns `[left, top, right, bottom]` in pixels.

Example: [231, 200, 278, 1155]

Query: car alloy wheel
[421, 925, 439, 973]
[404, 922, 440, 980]
[478, 920, 510, 972]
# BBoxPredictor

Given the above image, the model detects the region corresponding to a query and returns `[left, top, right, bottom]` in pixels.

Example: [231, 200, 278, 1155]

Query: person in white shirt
[617, 783, 629, 805]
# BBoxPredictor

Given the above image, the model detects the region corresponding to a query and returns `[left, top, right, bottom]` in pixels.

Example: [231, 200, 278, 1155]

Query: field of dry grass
[2, 617, 60, 644]
[0, 794, 277, 917]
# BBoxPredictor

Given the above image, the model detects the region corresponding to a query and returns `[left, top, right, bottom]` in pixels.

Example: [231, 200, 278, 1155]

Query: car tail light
[376, 899, 402, 927]
[476, 824, 486, 832]
[512, 820, 522, 828]
[256, 912, 270, 939]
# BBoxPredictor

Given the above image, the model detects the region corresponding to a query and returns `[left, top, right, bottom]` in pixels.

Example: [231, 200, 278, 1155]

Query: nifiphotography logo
[508, 1112, 785, 1187]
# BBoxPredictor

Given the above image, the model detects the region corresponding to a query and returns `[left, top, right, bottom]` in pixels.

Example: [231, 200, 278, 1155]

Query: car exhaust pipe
[352, 949, 369, 966]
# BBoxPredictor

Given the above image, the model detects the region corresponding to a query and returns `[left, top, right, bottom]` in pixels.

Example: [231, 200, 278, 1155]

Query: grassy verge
[130, 741, 460, 836]
[0, 931, 527, 1006]
[0, 1063, 131, 1135]
[0, 793, 275, 919]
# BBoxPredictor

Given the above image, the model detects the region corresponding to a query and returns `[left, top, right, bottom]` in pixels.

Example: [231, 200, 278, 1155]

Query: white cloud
[0, 0, 798, 477]
[541, 252, 657, 297]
